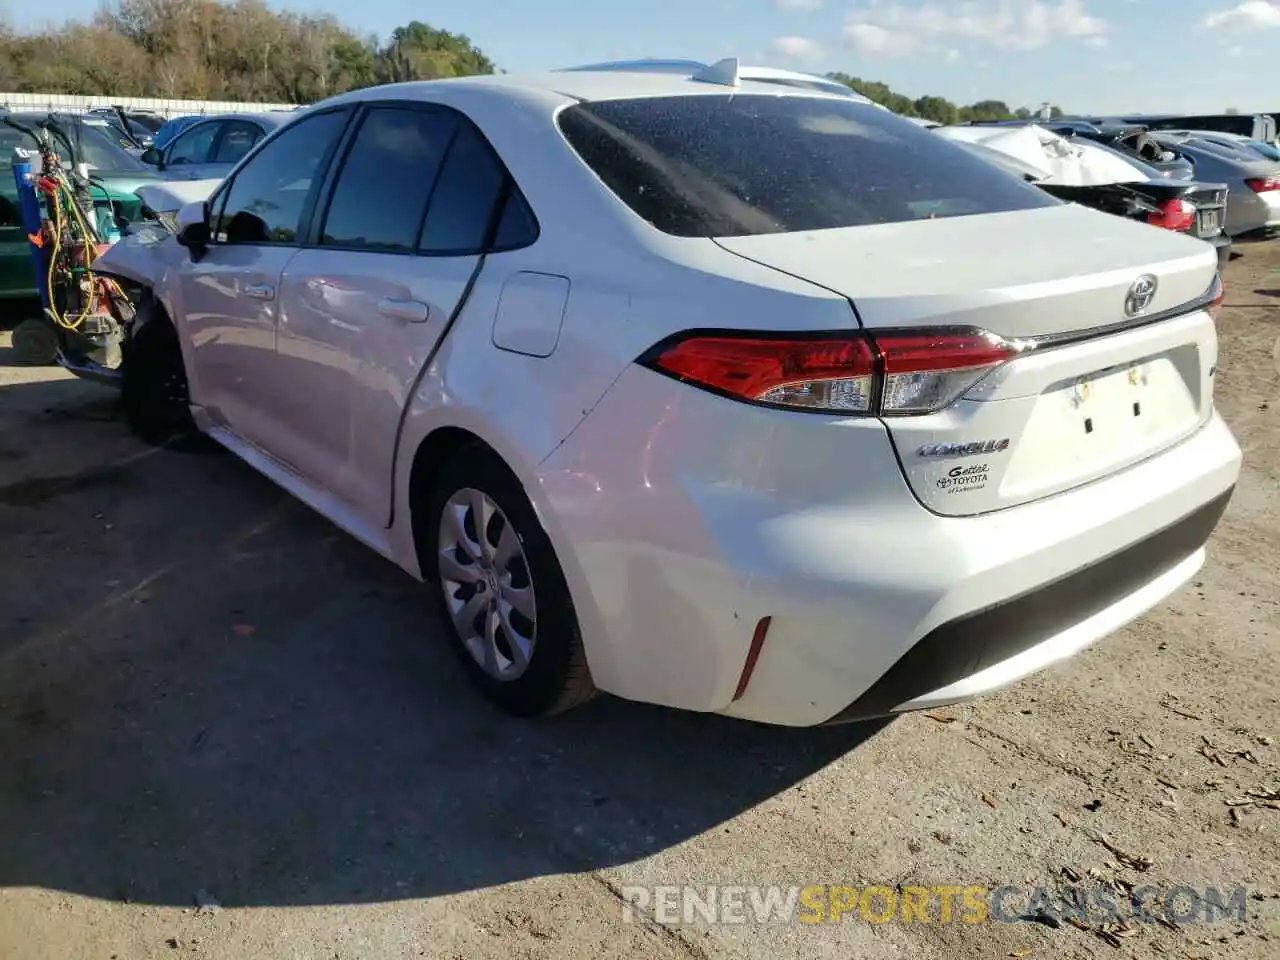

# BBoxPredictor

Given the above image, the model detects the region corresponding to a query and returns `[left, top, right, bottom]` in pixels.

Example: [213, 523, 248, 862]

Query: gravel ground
[0, 243, 1277, 960]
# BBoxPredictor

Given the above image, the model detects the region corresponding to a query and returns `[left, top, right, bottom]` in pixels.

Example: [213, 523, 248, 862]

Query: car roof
[555, 58, 870, 98]
[182, 111, 292, 126]
[314, 60, 872, 111]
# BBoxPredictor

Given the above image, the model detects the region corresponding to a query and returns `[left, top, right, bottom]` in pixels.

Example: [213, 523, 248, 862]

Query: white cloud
[945, 47, 961, 61]
[1202, 1, 1280, 29]
[842, 22, 921, 57]
[842, 0, 1109, 58]
[768, 35, 826, 61]
[774, 0, 823, 9]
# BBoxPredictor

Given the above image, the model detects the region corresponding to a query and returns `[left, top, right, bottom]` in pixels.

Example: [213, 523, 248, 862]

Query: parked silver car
[1160, 130, 1280, 165]
[139, 112, 292, 181]
[1152, 132, 1280, 238]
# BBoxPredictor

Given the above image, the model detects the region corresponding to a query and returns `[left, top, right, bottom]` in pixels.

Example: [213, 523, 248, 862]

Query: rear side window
[557, 95, 1059, 237]
[418, 124, 510, 255]
[214, 121, 265, 164]
[321, 107, 458, 253]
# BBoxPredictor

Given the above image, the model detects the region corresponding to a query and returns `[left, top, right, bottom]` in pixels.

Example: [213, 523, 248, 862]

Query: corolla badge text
[917, 439, 1010, 459]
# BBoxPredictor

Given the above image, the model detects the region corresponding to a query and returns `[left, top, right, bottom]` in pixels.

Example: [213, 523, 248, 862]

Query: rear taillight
[1206, 273, 1224, 322]
[1146, 198, 1196, 232]
[1246, 176, 1280, 193]
[640, 328, 1020, 416]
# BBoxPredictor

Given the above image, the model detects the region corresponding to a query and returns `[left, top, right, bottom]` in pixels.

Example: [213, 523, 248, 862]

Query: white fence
[0, 92, 300, 118]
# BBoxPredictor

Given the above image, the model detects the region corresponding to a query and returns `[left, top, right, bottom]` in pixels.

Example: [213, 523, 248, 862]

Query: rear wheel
[423, 444, 596, 717]
[120, 310, 198, 447]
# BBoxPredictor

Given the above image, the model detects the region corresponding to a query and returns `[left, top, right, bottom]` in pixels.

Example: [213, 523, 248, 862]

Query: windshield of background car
[64, 122, 149, 171]
[555, 94, 1060, 237]
[2, 119, 148, 173]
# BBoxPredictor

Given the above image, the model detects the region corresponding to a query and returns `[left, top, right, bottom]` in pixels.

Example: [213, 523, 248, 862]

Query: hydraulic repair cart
[8, 116, 130, 368]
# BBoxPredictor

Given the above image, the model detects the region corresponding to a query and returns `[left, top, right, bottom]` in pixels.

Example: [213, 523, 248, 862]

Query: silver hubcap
[437, 488, 537, 681]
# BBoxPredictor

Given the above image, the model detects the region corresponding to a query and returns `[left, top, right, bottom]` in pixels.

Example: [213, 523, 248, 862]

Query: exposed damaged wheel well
[408, 427, 493, 580]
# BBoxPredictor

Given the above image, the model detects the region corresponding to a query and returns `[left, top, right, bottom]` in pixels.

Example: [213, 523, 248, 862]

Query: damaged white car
[79, 71, 1240, 727]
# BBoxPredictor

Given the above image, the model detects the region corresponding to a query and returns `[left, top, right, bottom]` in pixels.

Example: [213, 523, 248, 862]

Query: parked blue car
[150, 115, 203, 151]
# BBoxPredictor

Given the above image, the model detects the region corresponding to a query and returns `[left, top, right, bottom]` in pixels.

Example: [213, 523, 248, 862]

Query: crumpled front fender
[134, 179, 222, 217]
[91, 229, 187, 289]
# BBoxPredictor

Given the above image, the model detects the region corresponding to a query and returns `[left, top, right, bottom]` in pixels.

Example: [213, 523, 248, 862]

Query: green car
[1, 113, 164, 305]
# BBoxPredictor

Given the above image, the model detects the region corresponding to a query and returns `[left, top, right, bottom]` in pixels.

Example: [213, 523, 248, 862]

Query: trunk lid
[714, 203, 1220, 516]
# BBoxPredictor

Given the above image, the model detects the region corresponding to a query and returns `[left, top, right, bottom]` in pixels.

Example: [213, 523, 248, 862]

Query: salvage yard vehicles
[82, 60, 1241, 726]
[939, 123, 1232, 268]
[138, 112, 290, 181]
[1149, 131, 1280, 239]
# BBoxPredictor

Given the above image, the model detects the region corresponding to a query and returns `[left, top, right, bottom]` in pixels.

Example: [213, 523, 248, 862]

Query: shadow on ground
[0, 375, 888, 910]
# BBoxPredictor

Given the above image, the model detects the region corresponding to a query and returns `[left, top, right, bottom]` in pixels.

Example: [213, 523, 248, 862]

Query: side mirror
[140, 147, 161, 166]
[175, 200, 210, 257]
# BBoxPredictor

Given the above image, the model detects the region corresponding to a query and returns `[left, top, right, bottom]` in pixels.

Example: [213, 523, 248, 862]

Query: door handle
[243, 283, 275, 301]
[377, 298, 430, 323]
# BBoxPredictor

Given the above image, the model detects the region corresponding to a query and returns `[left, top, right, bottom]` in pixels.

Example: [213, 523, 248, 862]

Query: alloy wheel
[437, 487, 537, 681]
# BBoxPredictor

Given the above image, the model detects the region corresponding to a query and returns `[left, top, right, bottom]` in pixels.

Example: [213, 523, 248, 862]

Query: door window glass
[320, 107, 457, 253]
[215, 110, 349, 245]
[167, 122, 220, 166]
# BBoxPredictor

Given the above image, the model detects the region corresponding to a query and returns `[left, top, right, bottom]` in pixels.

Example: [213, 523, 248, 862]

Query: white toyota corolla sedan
[94, 60, 1242, 727]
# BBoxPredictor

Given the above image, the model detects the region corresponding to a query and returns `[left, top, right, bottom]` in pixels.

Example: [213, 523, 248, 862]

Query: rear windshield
[556, 95, 1058, 237]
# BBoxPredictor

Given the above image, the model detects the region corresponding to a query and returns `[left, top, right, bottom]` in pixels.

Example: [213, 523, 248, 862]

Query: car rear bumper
[824, 483, 1232, 723]
[1228, 189, 1280, 237]
[1207, 232, 1233, 268]
[537, 367, 1242, 727]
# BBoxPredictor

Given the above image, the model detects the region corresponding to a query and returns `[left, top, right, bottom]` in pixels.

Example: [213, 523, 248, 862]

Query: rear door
[270, 103, 463, 504]
[277, 104, 532, 526]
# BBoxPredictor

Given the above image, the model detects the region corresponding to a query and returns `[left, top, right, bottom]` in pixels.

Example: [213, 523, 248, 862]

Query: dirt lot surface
[0, 244, 1277, 960]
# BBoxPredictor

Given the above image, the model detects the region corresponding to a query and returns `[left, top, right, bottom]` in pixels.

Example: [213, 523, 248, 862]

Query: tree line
[827, 73, 1063, 125]
[0, 0, 494, 104]
[0, 0, 1054, 122]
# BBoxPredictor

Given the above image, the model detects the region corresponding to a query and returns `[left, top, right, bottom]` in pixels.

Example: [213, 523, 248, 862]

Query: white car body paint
[91, 68, 1242, 726]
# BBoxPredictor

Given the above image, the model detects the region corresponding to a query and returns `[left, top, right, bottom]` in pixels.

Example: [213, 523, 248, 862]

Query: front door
[160, 120, 223, 181]
[173, 108, 352, 459]
[175, 244, 299, 448]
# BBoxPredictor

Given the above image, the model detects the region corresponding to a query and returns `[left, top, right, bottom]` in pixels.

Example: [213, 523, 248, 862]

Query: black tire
[119, 308, 198, 447]
[11, 317, 60, 366]
[423, 443, 597, 717]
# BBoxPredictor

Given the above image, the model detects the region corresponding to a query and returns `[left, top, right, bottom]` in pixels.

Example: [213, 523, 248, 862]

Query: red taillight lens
[1206, 272, 1224, 322]
[1246, 176, 1280, 193]
[1146, 198, 1197, 232]
[641, 328, 1018, 416]
[642, 333, 877, 413]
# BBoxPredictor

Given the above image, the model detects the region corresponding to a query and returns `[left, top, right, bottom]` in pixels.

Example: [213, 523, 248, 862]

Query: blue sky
[12, 0, 1280, 114]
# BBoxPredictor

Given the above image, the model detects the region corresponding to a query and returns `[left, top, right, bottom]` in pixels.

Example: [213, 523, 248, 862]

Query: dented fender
[133, 179, 223, 217]
[91, 228, 189, 290]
